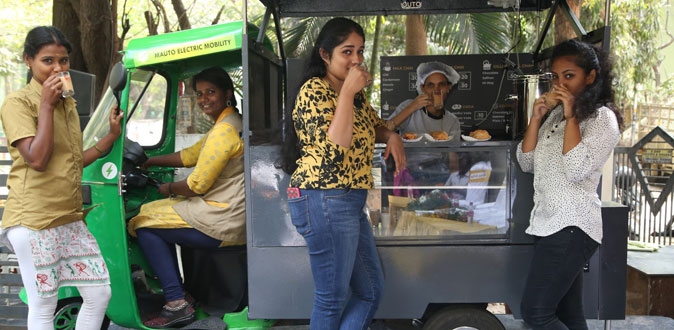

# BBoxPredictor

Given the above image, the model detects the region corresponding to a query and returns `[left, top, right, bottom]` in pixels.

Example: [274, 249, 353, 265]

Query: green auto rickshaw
[20, 20, 277, 330]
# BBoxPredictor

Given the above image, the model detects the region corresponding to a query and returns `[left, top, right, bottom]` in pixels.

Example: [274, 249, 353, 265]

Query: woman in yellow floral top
[127, 67, 244, 328]
[281, 18, 405, 330]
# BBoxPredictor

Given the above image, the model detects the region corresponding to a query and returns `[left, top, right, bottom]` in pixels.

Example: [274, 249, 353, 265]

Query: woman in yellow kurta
[127, 67, 244, 329]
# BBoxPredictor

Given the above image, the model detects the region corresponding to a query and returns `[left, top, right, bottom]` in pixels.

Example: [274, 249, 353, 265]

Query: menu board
[380, 54, 536, 140]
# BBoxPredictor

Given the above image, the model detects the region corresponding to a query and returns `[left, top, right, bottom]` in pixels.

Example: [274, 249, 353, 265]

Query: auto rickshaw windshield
[83, 88, 117, 150]
[83, 69, 157, 149]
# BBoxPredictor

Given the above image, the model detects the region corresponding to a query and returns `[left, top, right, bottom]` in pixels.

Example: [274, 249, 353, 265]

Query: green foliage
[4, 0, 671, 110]
[0, 1, 51, 80]
[580, 0, 669, 105]
[602, 0, 665, 104]
[426, 13, 512, 54]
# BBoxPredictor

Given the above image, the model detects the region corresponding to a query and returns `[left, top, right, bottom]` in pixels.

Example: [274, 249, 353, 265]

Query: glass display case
[247, 142, 518, 247]
[367, 143, 511, 241]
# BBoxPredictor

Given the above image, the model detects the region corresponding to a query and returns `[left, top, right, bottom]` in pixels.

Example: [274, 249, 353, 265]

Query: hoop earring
[226, 100, 232, 107]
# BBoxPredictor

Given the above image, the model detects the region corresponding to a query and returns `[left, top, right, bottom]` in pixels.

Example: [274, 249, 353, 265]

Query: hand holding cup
[344, 62, 372, 95]
[543, 92, 559, 109]
[57, 71, 75, 98]
[432, 90, 445, 110]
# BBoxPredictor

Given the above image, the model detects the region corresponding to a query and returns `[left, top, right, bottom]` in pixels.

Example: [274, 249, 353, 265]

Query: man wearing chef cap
[386, 61, 461, 141]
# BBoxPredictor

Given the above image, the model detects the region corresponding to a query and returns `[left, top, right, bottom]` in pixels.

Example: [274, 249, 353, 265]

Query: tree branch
[144, 10, 158, 36]
[171, 0, 191, 30]
[212, 5, 225, 25]
[151, 0, 171, 33]
[120, 0, 131, 47]
[659, 9, 674, 50]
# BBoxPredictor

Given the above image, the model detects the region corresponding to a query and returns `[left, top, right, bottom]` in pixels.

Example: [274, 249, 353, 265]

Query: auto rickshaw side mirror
[109, 61, 127, 110]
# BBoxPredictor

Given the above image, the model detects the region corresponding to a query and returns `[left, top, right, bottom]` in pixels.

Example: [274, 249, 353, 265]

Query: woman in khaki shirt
[0, 26, 122, 329]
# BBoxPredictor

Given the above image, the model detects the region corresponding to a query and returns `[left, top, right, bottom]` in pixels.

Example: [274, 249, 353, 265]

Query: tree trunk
[53, 0, 85, 72]
[171, 0, 191, 30]
[405, 15, 427, 55]
[53, 0, 113, 103]
[79, 0, 114, 103]
[554, 0, 583, 44]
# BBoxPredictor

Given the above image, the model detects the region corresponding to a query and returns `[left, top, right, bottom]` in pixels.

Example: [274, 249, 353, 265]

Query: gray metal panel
[0, 274, 23, 286]
[259, 0, 553, 17]
[0, 305, 29, 320]
[599, 202, 628, 319]
[248, 244, 608, 319]
[249, 145, 303, 247]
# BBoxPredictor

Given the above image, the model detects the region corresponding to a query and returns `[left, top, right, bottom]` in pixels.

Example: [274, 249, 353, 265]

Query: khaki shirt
[0, 79, 84, 230]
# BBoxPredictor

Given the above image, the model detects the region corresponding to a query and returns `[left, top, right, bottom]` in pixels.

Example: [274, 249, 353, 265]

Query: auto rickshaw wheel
[54, 297, 111, 330]
[422, 306, 505, 330]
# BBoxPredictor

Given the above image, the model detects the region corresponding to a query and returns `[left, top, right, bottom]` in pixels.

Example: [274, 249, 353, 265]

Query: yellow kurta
[128, 107, 243, 245]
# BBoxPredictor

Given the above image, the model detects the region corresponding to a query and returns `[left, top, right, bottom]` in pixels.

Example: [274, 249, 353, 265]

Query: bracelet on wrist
[93, 143, 104, 153]
[385, 119, 396, 130]
[168, 182, 176, 198]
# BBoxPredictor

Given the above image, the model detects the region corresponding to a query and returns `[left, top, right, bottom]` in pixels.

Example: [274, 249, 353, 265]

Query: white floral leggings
[7, 226, 111, 330]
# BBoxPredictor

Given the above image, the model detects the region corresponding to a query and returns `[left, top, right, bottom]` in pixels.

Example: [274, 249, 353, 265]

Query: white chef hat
[416, 61, 460, 95]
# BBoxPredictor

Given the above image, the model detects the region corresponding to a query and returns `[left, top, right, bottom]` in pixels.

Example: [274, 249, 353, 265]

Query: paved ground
[110, 315, 674, 330]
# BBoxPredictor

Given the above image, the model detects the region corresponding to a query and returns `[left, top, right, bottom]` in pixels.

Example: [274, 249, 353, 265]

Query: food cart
[243, 0, 628, 328]
[21, 1, 627, 329]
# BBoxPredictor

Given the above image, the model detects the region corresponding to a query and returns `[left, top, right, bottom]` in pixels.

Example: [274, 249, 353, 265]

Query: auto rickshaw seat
[180, 244, 248, 317]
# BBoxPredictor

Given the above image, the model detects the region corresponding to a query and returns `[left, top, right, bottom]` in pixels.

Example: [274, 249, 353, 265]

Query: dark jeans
[287, 189, 384, 330]
[521, 226, 599, 330]
[136, 227, 221, 302]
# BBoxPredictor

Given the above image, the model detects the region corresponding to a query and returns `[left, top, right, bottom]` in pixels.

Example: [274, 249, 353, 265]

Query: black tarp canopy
[258, 0, 553, 17]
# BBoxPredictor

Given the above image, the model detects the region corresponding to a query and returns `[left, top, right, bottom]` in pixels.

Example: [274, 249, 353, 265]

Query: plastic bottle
[467, 202, 474, 225]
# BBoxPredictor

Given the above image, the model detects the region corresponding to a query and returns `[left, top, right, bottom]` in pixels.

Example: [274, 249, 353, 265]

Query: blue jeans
[521, 226, 599, 330]
[136, 228, 222, 302]
[288, 189, 384, 330]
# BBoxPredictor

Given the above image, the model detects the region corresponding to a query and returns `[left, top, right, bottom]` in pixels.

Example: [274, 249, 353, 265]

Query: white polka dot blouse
[516, 106, 620, 243]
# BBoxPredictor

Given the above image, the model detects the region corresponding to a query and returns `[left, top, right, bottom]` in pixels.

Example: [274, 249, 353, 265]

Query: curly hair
[551, 39, 623, 127]
[551, 39, 623, 128]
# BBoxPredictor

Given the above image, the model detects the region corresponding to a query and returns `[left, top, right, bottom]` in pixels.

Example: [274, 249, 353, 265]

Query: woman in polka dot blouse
[516, 40, 623, 330]
[127, 67, 246, 328]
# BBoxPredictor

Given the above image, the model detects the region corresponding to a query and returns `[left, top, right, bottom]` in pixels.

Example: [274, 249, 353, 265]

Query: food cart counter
[246, 141, 626, 320]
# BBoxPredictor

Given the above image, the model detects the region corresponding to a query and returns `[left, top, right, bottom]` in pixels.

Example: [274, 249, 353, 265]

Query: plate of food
[401, 132, 423, 142]
[424, 131, 451, 142]
[462, 129, 491, 141]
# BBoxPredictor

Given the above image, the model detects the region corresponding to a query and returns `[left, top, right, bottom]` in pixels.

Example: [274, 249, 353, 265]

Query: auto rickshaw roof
[258, 0, 552, 17]
[123, 21, 272, 70]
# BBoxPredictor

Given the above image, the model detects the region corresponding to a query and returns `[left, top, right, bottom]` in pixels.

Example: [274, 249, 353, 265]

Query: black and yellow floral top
[290, 77, 385, 189]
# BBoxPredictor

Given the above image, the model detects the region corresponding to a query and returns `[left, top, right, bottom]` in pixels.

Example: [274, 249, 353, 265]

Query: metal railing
[612, 127, 674, 245]
[0, 144, 28, 329]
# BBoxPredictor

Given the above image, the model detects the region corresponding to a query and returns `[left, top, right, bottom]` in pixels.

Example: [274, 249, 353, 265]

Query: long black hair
[551, 39, 623, 128]
[192, 67, 237, 107]
[279, 17, 366, 175]
[23, 26, 72, 58]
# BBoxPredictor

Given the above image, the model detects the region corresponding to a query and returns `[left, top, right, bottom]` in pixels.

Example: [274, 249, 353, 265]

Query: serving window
[368, 146, 511, 240]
